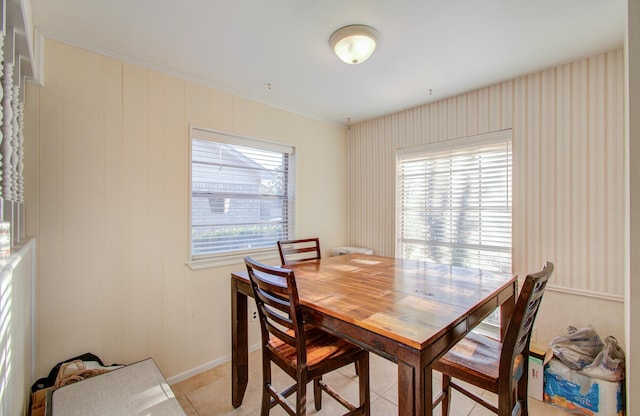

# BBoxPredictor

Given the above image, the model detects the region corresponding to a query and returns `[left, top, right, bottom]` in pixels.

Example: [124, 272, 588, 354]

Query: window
[396, 130, 512, 273]
[190, 127, 295, 266]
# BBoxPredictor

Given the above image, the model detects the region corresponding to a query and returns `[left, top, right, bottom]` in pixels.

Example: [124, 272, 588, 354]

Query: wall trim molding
[547, 283, 624, 303]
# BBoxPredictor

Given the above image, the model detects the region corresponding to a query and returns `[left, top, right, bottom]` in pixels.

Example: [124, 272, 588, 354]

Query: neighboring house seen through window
[190, 127, 294, 266]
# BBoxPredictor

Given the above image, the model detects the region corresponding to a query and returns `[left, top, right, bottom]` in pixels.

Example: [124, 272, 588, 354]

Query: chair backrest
[244, 257, 307, 365]
[500, 262, 554, 382]
[277, 238, 321, 265]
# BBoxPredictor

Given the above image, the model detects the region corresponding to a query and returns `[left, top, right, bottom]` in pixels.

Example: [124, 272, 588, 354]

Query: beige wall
[349, 50, 626, 345]
[23, 39, 348, 379]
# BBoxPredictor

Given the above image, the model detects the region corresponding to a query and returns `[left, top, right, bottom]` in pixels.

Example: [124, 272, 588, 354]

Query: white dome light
[329, 25, 379, 65]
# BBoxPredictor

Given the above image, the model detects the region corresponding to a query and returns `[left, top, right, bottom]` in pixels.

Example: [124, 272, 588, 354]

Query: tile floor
[171, 350, 569, 416]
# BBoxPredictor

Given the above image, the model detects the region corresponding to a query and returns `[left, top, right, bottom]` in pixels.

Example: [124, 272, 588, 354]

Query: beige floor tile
[430, 388, 478, 416]
[359, 353, 398, 397]
[528, 398, 571, 416]
[174, 391, 198, 416]
[171, 348, 568, 416]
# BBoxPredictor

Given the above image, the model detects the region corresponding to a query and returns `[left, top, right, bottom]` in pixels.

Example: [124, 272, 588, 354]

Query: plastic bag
[544, 358, 625, 415]
[30, 352, 122, 392]
[53, 359, 123, 387]
[550, 325, 604, 370]
[579, 336, 625, 381]
[31, 352, 105, 392]
[546, 358, 595, 395]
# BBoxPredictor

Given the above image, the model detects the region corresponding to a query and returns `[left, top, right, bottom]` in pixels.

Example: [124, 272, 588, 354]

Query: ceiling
[30, 0, 626, 125]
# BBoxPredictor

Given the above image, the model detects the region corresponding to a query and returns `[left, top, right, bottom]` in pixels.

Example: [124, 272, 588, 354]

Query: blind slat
[191, 131, 293, 258]
[397, 131, 512, 274]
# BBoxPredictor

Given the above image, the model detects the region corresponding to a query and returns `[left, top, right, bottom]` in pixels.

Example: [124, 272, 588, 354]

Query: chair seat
[269, 326, 363, 372]
[434, 332, 523, 394]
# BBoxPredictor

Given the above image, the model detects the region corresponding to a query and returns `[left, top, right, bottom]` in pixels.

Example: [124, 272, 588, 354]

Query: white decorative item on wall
[0, 221, 9, 257]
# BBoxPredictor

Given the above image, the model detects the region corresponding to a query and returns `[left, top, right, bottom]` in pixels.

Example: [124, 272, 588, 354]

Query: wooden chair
[245, 257, 370, 416]
[432, 262, 554, 416]
[277, 238, 361, 376]
[277, 238, 321, 265]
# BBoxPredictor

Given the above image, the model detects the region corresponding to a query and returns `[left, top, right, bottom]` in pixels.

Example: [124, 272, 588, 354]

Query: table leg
[231, 279, 248, 408]
[398, 358, 431, 416]
[423, 365, 433, 416]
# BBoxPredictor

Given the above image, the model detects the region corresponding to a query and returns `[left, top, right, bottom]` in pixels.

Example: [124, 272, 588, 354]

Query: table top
[233, 254, 516, 351]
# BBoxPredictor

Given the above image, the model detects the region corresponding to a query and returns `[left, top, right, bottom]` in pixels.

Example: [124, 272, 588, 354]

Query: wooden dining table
[231, 253, 517, 416]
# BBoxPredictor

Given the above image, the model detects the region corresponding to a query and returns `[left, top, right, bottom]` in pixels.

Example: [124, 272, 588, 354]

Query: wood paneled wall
[349, 49, 625, 299]
[24, 39, 348, 379]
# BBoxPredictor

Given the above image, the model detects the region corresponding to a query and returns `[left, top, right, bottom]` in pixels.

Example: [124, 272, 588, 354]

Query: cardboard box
[30, 407, 45, 416]
[30, 387, 53, 416]
[543, 358, 624, 415]
[528, 343, 552, 401]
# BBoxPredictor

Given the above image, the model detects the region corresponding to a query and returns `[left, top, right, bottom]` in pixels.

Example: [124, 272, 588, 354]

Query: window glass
[397, 131, 512, 272]
[190, 127, 294, 262]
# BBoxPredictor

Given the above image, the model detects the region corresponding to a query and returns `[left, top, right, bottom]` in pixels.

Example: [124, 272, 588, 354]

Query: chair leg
[314, 377, 322, 410]
[441, 374, 451, 416]
[517, 374, 528, 416]
[497, 381, 518, 416]
[261, 357, 271, 416]
[297, 377, 307, 415]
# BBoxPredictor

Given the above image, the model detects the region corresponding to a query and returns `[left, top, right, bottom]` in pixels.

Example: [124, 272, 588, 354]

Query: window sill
[472, 321, 501, 339]
[0, 238, 36, 276]
[186, 248, 280, 270]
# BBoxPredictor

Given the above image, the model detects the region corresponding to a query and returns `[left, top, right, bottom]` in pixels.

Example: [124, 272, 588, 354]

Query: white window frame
[396, 129, 512, 271]
[187, 126, 296, 269]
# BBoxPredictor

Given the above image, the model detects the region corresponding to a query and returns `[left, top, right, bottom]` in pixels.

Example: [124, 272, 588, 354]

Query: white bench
[46, 358, 185, 415]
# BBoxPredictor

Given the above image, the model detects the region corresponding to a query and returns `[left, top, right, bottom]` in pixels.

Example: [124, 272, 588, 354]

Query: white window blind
[190, 127, 294, 260]
[397, 131, 512, 273]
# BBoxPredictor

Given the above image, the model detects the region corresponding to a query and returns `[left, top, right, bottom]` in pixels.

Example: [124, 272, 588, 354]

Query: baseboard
[166, 343, 261, 385]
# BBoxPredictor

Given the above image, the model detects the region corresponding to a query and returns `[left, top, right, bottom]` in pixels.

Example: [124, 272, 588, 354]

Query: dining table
[230, 253, 517, 416]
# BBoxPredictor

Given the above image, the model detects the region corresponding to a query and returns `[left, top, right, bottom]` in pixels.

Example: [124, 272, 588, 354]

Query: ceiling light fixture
[329, 24, 379, 65]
